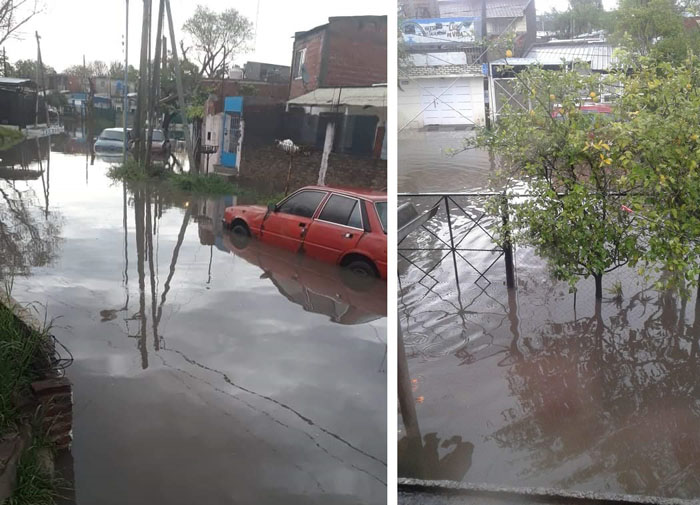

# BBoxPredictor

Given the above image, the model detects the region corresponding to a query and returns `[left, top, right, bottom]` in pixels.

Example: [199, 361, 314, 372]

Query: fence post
[501, 194, 515, 289]
[444, 195, 455, 251]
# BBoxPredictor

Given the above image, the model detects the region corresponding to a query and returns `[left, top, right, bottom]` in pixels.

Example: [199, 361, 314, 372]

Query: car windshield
[99, 130, 124, 141]
[375, 202, 387, 232]
[152, 130, 164, 141]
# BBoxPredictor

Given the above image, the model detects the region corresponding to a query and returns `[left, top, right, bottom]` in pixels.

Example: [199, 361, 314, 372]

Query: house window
[294, 47, 306, 80]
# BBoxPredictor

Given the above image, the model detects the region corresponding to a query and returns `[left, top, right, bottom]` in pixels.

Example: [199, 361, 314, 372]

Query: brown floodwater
[398, 130, 700, 500]
[0, 144, 387, 504]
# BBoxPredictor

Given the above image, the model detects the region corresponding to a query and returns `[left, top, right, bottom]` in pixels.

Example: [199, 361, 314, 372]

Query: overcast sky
[3, 0, 388, 72]
[3, 0, 619, 73]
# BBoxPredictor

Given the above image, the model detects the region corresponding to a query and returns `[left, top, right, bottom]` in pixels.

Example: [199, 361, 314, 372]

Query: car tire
[341, 259, 378, 291]
[231, 223, 251, 249]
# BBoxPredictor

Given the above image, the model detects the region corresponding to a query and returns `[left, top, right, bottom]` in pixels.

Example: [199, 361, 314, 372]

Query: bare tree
[183, 5, 253, 79]
[0, 0, 43, 46]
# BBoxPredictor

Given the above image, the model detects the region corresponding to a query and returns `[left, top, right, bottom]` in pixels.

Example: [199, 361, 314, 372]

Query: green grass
[107, 162, 238, 195]
[0, 126, 25, 152]
[165, 172, 237, 194]
[7, 433, 63, 505]
[0, 302, 45, 436]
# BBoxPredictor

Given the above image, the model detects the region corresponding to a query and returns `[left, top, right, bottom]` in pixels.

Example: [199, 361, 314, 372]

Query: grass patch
[166, 172, 236, 194]
[7, 433, 63, 505]
[0, 126, 25, 152]
[107, 162, 237, 195]
[0, 302, 45, 436]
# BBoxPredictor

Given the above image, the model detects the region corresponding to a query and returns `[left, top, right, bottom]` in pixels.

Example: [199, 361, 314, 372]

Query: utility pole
[145, 0, 165, 168]
[124, 0, 129, 164]
[134, 0, 152, 164]
[165, 0, 195, 172]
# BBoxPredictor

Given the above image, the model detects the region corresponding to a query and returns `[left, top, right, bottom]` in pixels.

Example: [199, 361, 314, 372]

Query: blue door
[221, 97, 243, 168]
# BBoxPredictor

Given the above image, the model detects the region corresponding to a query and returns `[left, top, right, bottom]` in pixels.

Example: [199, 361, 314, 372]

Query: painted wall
[397, 76, 486, 128]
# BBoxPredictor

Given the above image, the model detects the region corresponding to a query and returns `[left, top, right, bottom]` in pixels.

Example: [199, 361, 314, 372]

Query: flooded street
[1, 150, 387, 504]
[398, 131, 700, 500]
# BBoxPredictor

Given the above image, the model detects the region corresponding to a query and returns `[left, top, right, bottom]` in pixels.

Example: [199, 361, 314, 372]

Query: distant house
[439, 0, 537, 55]
[243, 61, 290, 83]
[287, 16, 387, 159]
[488, 37, 616, 122]
[400, 0, 441, 19]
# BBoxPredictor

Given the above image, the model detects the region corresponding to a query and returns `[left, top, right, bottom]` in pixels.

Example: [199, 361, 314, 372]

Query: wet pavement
[398, 130, 700, 501]
[0, 147, 387, 504]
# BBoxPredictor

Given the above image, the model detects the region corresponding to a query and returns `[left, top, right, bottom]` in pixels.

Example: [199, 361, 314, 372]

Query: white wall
[398, 76, 486, 129]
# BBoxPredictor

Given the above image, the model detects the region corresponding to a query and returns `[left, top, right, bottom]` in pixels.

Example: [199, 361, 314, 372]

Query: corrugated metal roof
[0, 77, 34, 86]
[287, 86, 387, 108]
[439, 0, 531, 18]
[526, 41, 614, 71]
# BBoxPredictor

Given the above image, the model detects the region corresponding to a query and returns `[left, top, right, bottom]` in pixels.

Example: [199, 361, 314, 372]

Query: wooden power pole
[134, 0, 152, 164]
[165, 0, 195, 172]
[145, 0, 165, 169]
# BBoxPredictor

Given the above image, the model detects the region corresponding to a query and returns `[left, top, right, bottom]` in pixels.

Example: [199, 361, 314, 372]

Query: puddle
[0, 147, 387, 505]
[398, 132, 700, 500]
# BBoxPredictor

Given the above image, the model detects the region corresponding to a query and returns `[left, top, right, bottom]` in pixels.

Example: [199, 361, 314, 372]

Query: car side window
[277, 191, 326, 218]
[318, 194, 363, 229]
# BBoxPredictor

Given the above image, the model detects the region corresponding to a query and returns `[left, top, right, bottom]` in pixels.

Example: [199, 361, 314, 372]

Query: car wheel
[231, 223, 251, 249]
[341, 259, 378, 291]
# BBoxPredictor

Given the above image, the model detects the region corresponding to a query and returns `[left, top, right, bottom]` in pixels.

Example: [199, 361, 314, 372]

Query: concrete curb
[398, 478, 700, 505]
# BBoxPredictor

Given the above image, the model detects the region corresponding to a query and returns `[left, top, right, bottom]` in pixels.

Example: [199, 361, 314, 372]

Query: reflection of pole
[398, 318, 421, 440]
[145, 191, 159, 350]
[207, 245, 213, 285]
[155, 206, 192, 330]
[507, 286, 522, 359]
[501, 194, 515, 289]
[122, 181, 130, 313]
[134, 189, 148, 369]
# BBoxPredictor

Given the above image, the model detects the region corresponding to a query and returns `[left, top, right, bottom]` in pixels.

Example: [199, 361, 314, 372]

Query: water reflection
[399, 267, 700, 498]
[2, 151, 386, 504]
[0, 140, 60, 278]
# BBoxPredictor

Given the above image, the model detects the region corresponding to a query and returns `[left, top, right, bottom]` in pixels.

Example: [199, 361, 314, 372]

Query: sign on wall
[401, 17, 481, 45]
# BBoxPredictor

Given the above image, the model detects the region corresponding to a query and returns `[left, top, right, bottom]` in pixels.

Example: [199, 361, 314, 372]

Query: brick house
[287, 16, 387, 160]
[289, 16, 387, 100]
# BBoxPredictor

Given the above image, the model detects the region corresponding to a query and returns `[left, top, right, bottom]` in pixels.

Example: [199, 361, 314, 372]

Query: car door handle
[344, 232, 353, 239]
[299, 222, 306, 227]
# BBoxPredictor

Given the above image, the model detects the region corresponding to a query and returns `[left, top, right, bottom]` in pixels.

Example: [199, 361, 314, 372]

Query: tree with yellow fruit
[470, 64, 641, 299]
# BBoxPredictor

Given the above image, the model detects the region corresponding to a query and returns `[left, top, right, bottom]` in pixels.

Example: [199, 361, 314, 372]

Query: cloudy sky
[3, 0, 388, 72]
[3, 0, 620, 73]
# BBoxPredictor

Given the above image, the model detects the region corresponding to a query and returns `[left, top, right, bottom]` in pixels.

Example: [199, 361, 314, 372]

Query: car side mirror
[267, 203, 277, 212]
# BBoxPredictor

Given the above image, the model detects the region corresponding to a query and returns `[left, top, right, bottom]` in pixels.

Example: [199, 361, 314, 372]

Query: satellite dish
[301, 64, 310, 87]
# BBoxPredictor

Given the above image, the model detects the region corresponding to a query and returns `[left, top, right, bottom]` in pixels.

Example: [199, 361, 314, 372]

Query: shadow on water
[398, 199, 700, 498]
[1, 151, 387, 505]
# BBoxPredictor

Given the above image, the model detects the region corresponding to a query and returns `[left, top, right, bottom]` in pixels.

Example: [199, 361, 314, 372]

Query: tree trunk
[594, 272, 603, 300]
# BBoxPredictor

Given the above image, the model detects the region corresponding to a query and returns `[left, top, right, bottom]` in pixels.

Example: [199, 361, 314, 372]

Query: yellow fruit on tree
[505, 49, 513, 58]
[549, 94, 555, 101]
[589, 91, 596, 98]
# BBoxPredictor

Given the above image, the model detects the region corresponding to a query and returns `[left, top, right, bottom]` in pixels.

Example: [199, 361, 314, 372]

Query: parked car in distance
[148, 129, 170, 155]
[223, 186, 387, 279]
[94, 128, 130, 155]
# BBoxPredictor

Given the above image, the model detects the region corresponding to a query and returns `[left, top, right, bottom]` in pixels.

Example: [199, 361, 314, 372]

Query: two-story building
[287, 15, 388, 159]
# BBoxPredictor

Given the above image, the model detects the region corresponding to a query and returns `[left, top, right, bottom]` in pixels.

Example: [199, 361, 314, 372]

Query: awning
[287, 86, 387, 108]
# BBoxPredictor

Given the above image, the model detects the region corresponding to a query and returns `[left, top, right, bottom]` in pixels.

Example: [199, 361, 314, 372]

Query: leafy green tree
[611, 0, 697, 64]
[182, 5, 253, 79]
[619, 56, 700, 293]
[12, 58, 54, 79]
[472, 65, 641, 299]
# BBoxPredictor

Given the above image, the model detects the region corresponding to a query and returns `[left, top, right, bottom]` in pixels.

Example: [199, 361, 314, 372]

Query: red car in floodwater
[223, 186, 387, 279]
